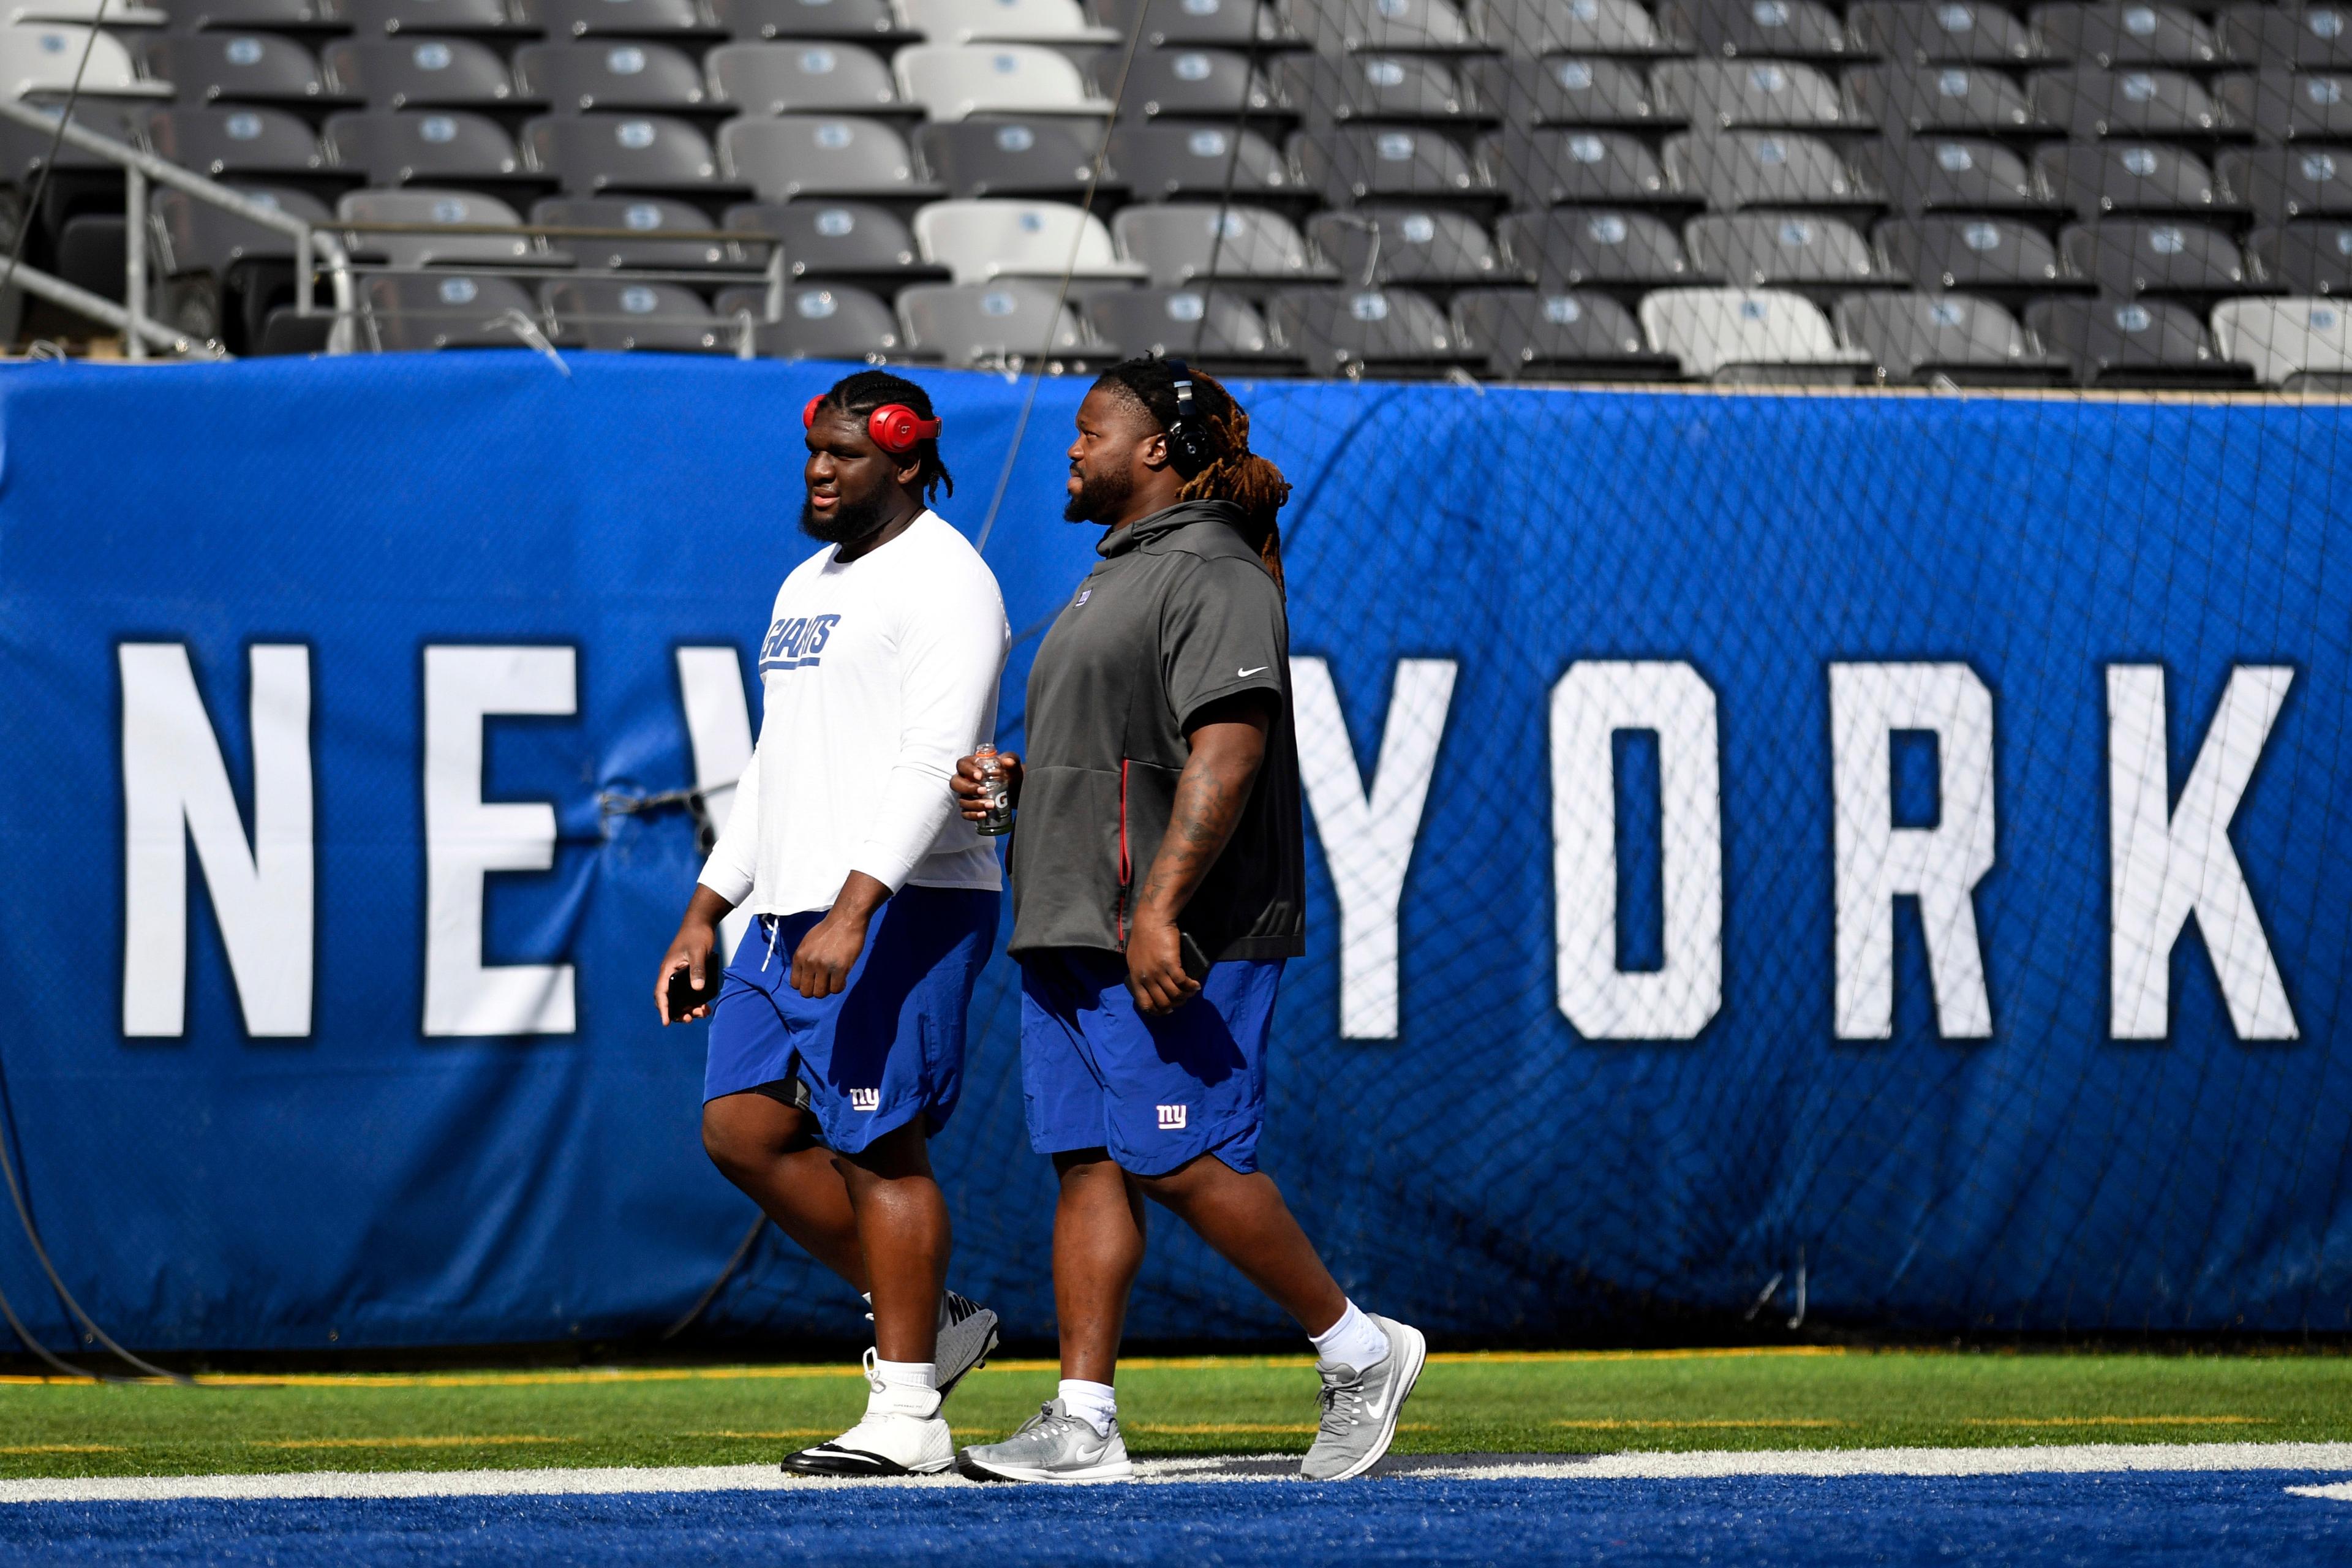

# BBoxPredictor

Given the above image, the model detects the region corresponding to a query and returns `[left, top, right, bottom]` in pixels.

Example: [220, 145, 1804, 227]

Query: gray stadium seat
[139, 33, 328, 102]
[324, 108, 524, 183]
[1856, 136, 2048, 211]
[916, 116, 1114, 198]
[714, 280, 908, 360]
[1481, 127, 1673, 206]
[1664, 129, 1874, 208]
[2024, 293, 2254, 385]
[1112, 202, 1329, 285]
[1686, 211, 1887, 284]
[724, 198, 942, 282]
[534, 194, 728, 266]
[1844, 64, 2041, 133]
[902, 0, 1116, 45]
[339, 187, 536, 266]
[1876, 214, 2067, 287]
[720, 115, 938, 198]
[545, 278, 727, 351]
[1092, 0, 1265, 47]
[1108, 120, 1293, 198]
[1499, 206, 1700, 285]
[1658, 0, 1850, 59]
[1462, 56, 1659, 125]
[2032, 2, 2217, 67]
[516, 42, 709, 110]
[2247, 218, 2352, 290]
[705, 41, 901, 113]
[330, 0, 524, 34]
[152, 182, 330, 275]
[1846, 1, 2045, 65]
[894, 43, 1111, 119]
[2211, 294, 2352, 387]
[1306, 205, 1507, 285]
[1082, 285, 1289, 367]
[1279, 0, 1477, 54]
[2218, 146, 2352, 221]
[519, 0, 714, 37]
[895, 278, 1091, 368]
[712, 0, 904, 39]
[2216, 70, 2352, 142]
[1265, 284, 1477, 377]
[911, 198, 1144, 283]
[2035, 141, 2218, 217]
[164, 0, 330, 26]
[1834, 289, 2067, 383]
[1653, 59, 1847, 127]
[143, 104, 324, 175]
[1273, 53, 1473, 125]
[2218, 5, 2352, 70]
[2030, 66, 2223, 136]
[360, 271, 540, 350]
[2059, 218, 2249, 293]
[524, 112, 720, 192]
[1294, 125, 1491, 205]
[1472, 0, 1667, 55]
[322, 37, 518, 107]
[1118, 47, 1276, 120]
[1450, 287, 1675, 379]
[1637, 284, 1869, 379]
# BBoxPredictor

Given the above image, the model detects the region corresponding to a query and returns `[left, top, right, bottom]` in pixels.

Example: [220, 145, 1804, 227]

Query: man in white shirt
[655, 371, 1010, 1477]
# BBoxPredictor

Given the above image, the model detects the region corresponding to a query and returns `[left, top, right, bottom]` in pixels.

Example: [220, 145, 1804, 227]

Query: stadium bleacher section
[7, 0, 2352, 382]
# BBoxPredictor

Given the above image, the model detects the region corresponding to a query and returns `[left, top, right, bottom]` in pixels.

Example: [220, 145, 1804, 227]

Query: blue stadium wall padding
[4, 352, 2351, 1351]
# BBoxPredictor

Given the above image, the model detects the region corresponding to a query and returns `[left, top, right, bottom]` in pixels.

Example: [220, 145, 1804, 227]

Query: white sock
[1310, 1301, 1390, 1373]
[871, 1358, 938, 1406]
[1058, 1378, 1117, 1436]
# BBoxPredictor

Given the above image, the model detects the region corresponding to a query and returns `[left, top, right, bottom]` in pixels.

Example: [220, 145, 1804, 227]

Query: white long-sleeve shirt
[698, 511, 1009, 916]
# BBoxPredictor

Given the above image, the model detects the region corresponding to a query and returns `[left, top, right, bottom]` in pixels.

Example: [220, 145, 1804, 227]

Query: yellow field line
[0, 1444, 124, 1454]
[1958, 1416, 2268, 1427]
[1555, 1419, 1851, 1430]
[247, 1436, 574, 1449]
[682, 1431, 837, 1441]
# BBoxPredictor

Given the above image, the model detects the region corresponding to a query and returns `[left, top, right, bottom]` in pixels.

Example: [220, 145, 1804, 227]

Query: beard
[1063, 464, 1134, 524]
[801, 490, 891, 545]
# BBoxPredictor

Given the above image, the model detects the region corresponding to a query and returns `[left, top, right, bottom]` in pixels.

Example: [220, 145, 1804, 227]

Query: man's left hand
[791, 907, 871, 999]
[1126, 916, 1201, 1017]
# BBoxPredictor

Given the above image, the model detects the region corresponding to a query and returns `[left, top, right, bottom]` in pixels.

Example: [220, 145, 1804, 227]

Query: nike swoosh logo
[1238, 666, 1269, 677]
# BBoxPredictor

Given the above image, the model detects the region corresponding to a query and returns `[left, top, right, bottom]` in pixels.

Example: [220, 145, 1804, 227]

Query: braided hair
[810, 369, 954, 504]
[1093, 356, 1291, 593]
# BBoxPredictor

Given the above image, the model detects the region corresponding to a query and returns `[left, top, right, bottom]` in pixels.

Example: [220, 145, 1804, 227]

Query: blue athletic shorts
[1018, 947, 1284, 1178]
[703, 885, 998, 1155]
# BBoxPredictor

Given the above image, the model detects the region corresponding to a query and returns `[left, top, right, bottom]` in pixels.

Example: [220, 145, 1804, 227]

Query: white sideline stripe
[7, 1444, 2352, 1505]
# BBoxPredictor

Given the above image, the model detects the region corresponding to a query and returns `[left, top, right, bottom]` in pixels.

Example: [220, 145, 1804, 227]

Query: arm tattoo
[1136, 741, 1257, 919]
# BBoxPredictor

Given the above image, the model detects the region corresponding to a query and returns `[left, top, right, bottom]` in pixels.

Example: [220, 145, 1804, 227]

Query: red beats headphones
[804, 394, 942, 456]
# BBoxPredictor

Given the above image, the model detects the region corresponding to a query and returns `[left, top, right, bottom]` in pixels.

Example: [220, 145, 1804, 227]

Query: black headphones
[1163, 356, 1211, 477]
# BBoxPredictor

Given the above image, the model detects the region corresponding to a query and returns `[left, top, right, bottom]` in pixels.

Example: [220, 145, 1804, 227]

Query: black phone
[666, 965, 723, 1019]
[1179, 931, 1211, 982]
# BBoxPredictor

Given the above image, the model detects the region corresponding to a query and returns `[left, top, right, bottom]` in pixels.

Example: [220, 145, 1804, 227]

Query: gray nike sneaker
[956, 1399, 1135, 1483]
[1300, 1313, 1427, 1481]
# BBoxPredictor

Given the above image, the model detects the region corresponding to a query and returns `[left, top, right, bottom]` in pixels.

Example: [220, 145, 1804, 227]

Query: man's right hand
[951, 749, 1022, 823]
[656, 885, 737, 1024]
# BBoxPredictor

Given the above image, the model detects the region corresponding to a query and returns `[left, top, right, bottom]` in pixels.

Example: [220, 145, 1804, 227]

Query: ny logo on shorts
[850, 1088, 881, 1112]
[1156, 1104, 1187, 1131]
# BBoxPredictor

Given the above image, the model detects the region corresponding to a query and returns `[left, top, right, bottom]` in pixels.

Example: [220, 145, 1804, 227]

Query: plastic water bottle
[975, 742, 1014, 837]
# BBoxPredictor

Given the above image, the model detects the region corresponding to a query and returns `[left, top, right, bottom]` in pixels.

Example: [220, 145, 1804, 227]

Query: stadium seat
[895, 44, 1112, 121]
[139, 34, 328, 104]
[1844, 65, 2041, 133]
[1686, 211, 1887, 285]
[545, 277, 728, 350]
[164, 0, 333, 28]
[2210, 294, 2352, 386]
[518, 0, 715, 38]
[331, 0, 527, 35]
[1472, 0, 1667, 56]
[339, 187, 537, 266]
[2218, 146, 2352, 221]
[1295, 126, 1491, 204]
[1664, 130, 1874, 209]
[2218, 4, 2352, 70]
[1876, 214, 2067, 287]
[705, 42, 902, 114]
[900, 0, 1115, 44]
[712, 0, 904, 39]
[1115, 47, 1275, 120]
[916, 116, 1115, 198]
[1112, 202, 1329, 285]
[1109, 121, 1294, 198]
[325, 108, 525, 184]
[1082, 285, 1289, 366]
[713, 279, 907, 358]
[1305, 206, 1507, 286]
[359, 270, 540, 349]
[152, 182, 331, 276]
[1845, 1, 2045, 66]
[2059, 218, 2249, 294]
[2247, 217, 2352, 290]
[1657, 0, 1850, 59]
[322, 38, 519, 107]
[2032, 2, 2217, 67]
[723, 198, 942, 282]
[0, 23, 167, 96]
[1265, 284, 1477, 378]
[2032, 67, 2223, 137]
[1856, 136, 2048, 211]
[1279, 0, 1477, 54]
[1462, 56, 1658, 126]
[2216, 70, 2352, 142]
[1637, 284, 1870, 379]
[516, 42, 708, 110]
[535, 194, 729, 266]
[145, 105, 325, 176]
[524, 113, 720, 192]
[911, 197, 1145, 283]
[1498, 206, 1700, 285]
[895, 278, 1091, 368]
[1449, 287, 1675, 379]
[1092, 0, 1265, 47]
[720, 115, 934, 198]
[1273, 53, 1475, 126]
[1480, 127, 1673, 206]
[2024, 293, 2254, 385]
[1653, 59, 1847, 128]
[1834, 289, 2068, 383]
[2034, 142, 2218, 217]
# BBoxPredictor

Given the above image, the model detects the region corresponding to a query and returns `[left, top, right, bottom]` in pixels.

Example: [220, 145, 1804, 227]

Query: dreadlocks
[1093, 356, 1291, 593]
[810, 369, 955, 504]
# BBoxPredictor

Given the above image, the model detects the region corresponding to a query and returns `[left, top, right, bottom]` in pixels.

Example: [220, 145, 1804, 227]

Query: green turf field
[3, 1349, 2348, 1479]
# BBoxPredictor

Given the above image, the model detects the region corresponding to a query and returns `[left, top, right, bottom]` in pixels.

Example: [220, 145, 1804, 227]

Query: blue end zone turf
[10, 1473, 2352, 1567]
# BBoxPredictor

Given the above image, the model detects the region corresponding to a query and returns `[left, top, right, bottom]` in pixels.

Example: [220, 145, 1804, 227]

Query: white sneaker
[783, 1349, 954, 1477]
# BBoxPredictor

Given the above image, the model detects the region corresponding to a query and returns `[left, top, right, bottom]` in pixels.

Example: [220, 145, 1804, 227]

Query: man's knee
[835, 1118, 933, 1186]
[701, 1093, 809, 1175]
